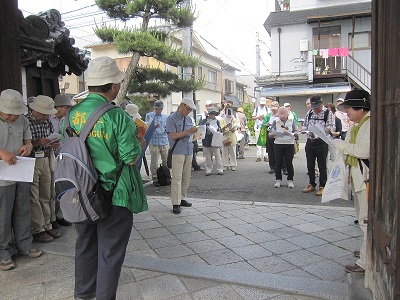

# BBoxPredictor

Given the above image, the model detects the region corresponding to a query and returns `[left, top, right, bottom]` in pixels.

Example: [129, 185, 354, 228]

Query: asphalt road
[144, 143, 353, 207]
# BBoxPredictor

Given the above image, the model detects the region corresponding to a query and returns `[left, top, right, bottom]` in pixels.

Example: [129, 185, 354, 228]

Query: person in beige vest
[331, 90, 371, 275]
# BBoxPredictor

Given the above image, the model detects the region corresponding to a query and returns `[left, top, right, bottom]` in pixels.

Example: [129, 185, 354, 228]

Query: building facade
[258, 0, 371, 118]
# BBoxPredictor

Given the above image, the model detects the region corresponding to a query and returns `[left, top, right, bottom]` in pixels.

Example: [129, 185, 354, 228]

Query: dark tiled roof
[264, 2, 371, 35]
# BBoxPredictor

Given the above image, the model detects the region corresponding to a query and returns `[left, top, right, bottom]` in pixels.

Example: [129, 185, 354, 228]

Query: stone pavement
[1, 196, 368, 300]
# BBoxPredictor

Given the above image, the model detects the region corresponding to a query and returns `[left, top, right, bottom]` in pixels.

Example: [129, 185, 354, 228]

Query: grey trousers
[0, 182, 32, 261]
[74, 205, 133, 300]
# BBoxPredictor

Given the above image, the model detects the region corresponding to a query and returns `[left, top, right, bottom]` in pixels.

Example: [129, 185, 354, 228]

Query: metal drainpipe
[278, 27, 282, 76]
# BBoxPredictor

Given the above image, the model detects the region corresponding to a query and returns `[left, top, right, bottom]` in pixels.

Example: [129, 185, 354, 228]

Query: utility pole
[181, 0, 193, 101]
[255, 32, 261, 106]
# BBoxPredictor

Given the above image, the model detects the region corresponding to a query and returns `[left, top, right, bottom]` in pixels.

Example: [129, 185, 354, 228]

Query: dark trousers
[274, 144, 294, 181]
[267, 135, 276, 170]
[74, 206, 133, 300]
[341, 131, 347, 141]
[305, 139, 328, 188]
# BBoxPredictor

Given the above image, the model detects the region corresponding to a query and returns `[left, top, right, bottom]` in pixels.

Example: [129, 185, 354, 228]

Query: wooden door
[369, 0, 400, 299]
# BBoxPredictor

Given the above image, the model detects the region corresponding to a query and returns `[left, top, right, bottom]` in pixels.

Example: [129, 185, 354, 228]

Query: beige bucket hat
[29, 95, 57, 115]
[0, 89, 27, 115]
[86, 56, 126, 86]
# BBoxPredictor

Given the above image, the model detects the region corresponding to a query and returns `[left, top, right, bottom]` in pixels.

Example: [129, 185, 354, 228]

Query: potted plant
[315, 60, 323, 74]
[279, 0, 290, 11]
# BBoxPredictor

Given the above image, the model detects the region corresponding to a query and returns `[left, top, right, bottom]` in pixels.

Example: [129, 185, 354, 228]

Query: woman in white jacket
[331, 90, 370, 275]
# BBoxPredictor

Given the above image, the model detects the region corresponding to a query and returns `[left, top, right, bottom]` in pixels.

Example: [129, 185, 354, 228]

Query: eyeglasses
[184, 104, 193, 112]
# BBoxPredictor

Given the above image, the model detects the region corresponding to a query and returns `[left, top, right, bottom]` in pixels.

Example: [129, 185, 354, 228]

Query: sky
[18, 0, 275, 76]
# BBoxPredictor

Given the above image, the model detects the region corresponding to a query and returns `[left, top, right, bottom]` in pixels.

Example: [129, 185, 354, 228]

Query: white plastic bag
[236, 131, 244, 141]
[322, 155, 349, 203]
[211, 132, 224, 148]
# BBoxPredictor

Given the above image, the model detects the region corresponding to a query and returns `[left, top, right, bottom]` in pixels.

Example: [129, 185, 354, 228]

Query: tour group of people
[0, 56, 370, 300]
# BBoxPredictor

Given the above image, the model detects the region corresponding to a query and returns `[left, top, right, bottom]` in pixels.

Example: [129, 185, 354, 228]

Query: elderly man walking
[68, 56, 147, 300]
[0, 90, 42, 271]
[145, 100, 169, 187]
[332, 90, 371, 275]
[166, 98, 198, 214]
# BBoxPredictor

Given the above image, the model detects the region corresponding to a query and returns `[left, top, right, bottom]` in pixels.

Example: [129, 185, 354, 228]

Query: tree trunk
[116, 51, 141, 103]
[115, 11, 151, 104]
[0, 0, 22, 92]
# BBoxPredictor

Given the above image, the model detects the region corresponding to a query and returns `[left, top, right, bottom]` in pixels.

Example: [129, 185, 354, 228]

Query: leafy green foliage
[127, 95, 153, 117]
[128, 67, 204, 98]
[94, 0, 198, 100]
[242, 103, 256, 135]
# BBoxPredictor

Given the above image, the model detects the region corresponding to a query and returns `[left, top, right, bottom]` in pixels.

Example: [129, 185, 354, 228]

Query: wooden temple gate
[368, 0, 400, 299]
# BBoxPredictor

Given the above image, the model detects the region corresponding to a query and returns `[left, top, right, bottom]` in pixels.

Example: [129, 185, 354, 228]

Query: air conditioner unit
[300, 39, 309, 52]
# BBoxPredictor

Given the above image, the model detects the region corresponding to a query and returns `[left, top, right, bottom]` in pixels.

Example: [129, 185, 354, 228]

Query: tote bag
[322, 155, 349, 203]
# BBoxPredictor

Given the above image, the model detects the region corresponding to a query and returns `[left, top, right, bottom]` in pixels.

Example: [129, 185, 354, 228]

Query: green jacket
[67, 93, 148, 214]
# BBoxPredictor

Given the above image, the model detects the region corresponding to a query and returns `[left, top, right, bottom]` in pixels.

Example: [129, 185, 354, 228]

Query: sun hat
[259, 97, 267, 105]
[0, 89, 27, 115]
[270, 101, 279, 110]
[208, 108, 220, 116]
[181, 97, 196, 110]
[154, 100, 164, 109]
[310, 95, 323, 109]
[28, 95, 57, 115]
[54, 93, 72, 107]
[340, 90, 370, 109]
[86, 56, 126, 86]
[237, 107, 244, 113]
[125, 104, 141, 119]
[284, 102, 291, 107]
[336, 98, 344, 103]
[205, 100, 214, 106]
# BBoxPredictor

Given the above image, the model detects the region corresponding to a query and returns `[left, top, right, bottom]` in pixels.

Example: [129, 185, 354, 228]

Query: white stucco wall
[290, 0, 371, 11]
[270, 24, 312, 75]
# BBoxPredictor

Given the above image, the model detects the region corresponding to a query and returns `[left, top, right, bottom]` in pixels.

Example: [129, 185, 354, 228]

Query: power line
[61, 4, 97, 15]
[194, 31, 255, 76]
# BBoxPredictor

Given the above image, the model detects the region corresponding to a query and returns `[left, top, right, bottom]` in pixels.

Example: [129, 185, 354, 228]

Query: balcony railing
[313, 55, 371, 93]
[204, 81, 219, 92]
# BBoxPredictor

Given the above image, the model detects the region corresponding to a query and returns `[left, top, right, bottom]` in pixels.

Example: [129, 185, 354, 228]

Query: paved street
[1, 195, 370, 300]
[144, 142, 352, 207]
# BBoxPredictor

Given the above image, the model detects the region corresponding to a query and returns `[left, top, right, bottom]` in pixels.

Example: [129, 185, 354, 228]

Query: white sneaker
[231, 167, 236, 171]
[274, 180, 282, 188]
[288, 180, 295, 189]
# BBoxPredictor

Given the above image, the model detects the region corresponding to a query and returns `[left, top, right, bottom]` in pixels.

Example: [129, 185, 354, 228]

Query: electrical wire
[61, 4, 97, 15]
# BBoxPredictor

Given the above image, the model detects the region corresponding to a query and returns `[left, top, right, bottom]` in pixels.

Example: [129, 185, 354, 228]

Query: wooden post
[0, 0, 22, 92]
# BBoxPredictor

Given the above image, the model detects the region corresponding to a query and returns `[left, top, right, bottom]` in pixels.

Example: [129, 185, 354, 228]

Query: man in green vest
[332, 90, 370, 275]
[69, 56, 147, 300]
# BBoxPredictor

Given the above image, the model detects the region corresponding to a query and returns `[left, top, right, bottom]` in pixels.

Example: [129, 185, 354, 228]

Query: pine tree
[94, 0, 202, 102]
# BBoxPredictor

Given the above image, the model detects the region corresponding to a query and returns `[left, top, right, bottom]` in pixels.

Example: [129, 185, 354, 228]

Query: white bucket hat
[29, 95, 57, 115]
[86, 56, 126, 86]
[259, 97, 267, 105]
[0, 89, 27, 115]
[181, 97, 196, 110]
[125, 104, 141, 119]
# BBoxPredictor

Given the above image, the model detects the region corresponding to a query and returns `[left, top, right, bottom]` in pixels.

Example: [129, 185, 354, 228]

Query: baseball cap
[181, 97, 196, 110]
[310, 95, 323, 109]
[284, 102, 291, 107]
